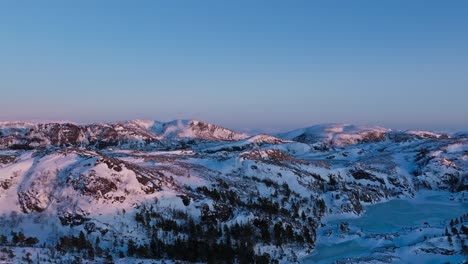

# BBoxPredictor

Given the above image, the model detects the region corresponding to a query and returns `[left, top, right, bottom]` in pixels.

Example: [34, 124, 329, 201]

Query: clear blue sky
[1, 0, 467, 132]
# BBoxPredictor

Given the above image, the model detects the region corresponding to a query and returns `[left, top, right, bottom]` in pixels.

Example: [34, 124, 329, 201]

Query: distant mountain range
[0, 120, 454, 149]
[0, 119, 466, 263]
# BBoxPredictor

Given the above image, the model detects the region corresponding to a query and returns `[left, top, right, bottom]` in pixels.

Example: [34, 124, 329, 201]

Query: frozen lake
[303, 191, 468, 263]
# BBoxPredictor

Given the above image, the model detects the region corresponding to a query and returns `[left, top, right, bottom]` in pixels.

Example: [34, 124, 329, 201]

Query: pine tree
[11, 232, 18, 245]
[78, 231, 86, 251]
[461, 225, 468, 235]
[255, 253, 271, 264]
[95, 236, 102, 256]
[24, 237, 39, 247]
[0, 235, 7, 245]
[88, 247, 95, 260]
[285, 225, 294, 243]
[274, 222, 283, 246]
[303, 226, 313, 244]
[22, 252, 33, 264]
[127, 239, 136, 257]
[17, 232, 25, 245]
[104, 253, 113, 264]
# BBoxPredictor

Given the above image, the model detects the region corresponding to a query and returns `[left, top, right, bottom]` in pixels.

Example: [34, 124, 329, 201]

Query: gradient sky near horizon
[1, 0, 467, 132]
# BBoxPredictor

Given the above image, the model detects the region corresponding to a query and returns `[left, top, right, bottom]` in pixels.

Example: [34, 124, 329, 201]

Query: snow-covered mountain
[133, 119, 249, 141]
[277, 123, 390, 146]
[0, 119, 249, 151]
[0, 120, 466, 263]
[0, 121, 37, 136]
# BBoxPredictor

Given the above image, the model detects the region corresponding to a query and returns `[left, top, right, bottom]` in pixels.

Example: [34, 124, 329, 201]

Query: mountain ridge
[1, 119, 456, 147]
[0, 119, 466, 263]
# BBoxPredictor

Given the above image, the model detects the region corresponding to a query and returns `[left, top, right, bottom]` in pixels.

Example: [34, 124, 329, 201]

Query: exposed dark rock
[0, 155, 16, 164]
[58, 212, 90, 226]
[350, 169, 385, 185]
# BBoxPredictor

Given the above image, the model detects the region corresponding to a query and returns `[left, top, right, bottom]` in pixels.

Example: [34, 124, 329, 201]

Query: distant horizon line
[0, 117, 466, 135]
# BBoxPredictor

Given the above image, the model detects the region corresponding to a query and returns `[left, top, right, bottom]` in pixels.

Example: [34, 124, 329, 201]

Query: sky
[0, 0, 467, 132]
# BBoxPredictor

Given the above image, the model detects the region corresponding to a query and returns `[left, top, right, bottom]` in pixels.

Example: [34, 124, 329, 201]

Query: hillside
[0, 120, 466, 263]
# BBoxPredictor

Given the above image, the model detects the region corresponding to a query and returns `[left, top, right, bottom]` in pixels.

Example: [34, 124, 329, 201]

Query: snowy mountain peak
[148, 119, 249, 141]
[246, 134, 288, 144]
[277, 123, 389, 146]
[405, 130, 450, 139]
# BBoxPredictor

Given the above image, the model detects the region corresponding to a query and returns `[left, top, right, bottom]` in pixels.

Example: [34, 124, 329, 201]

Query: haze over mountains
[0, 119, 466, 263]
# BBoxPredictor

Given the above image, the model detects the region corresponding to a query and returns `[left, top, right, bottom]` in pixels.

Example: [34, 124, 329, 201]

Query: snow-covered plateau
[0, 120, 466, 263]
